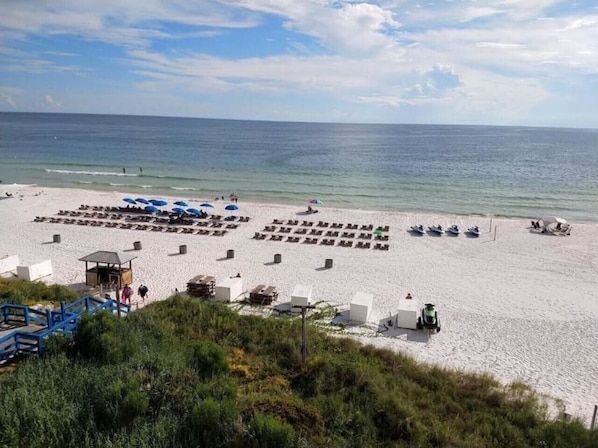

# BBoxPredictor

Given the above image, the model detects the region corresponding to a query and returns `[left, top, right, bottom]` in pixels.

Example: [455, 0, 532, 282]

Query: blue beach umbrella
[135, 197, 149, 204]
[225, 204, 239, 211]
[174, 200, 188, 207]
[187, 208, 202, 216]
[123, 197, 136, 204]
[172, 207, 186, 215]
[144, 205, 159, 213]
[200, 202, 214, 208]
[149, 199, 168, 207]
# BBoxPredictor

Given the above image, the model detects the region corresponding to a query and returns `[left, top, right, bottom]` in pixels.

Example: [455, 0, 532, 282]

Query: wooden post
[494, 226, 497, 241]
[292, 304, 316, 365]
[45, 309, 52, 329]
[489, 217, 493, 234]
[591, 404, 597, 430]
[116, 265, 122, 318]
[301, 307, 307, 364]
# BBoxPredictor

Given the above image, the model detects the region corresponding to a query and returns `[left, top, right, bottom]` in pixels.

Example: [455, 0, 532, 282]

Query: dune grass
[0, 287, 596, 447]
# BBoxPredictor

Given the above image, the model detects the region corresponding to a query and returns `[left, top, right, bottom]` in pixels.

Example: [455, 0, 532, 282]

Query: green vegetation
[0, 283, 597, 447]
[0, 277, 79, 306]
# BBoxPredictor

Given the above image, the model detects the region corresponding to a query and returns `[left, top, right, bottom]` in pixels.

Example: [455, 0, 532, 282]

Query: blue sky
[1, 0, 597, 127]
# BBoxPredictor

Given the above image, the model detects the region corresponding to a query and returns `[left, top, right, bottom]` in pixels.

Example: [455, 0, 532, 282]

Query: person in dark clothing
[138, 284, 149, 301]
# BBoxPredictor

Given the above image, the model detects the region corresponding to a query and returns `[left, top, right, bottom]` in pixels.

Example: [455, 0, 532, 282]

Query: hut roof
[78, 251, 137, 265]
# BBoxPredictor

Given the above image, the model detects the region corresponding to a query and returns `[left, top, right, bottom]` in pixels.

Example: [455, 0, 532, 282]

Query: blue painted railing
[0, 296, 130, 363]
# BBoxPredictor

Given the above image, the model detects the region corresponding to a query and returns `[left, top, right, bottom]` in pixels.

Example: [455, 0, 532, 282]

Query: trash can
[274, 253, 282, 263]
[325, 258, 333, 269]
[179, 245, 187, 254]
[134, 241, 142, 250]
[53, 234, 61, 243]
[227, 249, 235, 259]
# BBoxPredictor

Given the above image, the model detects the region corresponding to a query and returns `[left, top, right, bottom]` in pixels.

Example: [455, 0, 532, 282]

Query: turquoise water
[1, 112, 597, 222]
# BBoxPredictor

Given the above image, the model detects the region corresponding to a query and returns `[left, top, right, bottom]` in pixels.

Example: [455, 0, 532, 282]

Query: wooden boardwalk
[0, 323, 45, 351]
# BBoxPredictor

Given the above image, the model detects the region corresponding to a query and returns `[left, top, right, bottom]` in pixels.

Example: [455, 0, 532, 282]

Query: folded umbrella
[187, 208, 202, 216]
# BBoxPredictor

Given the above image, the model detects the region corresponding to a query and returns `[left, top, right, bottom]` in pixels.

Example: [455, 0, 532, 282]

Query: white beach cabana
[214, 277, 243, 303]
[350, 292, 373, 323]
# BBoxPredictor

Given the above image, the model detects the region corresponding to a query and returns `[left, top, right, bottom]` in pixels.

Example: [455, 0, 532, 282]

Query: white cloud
[41, 95, 61, 110]
[0, 0, 259, 49]
[1, 86, 21, 108]
[228, 0, 402, 56]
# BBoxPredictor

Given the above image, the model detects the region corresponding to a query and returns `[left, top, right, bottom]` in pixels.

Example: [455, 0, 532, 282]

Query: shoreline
[4, 182, 596, 224]
[1, 185, 597, 423]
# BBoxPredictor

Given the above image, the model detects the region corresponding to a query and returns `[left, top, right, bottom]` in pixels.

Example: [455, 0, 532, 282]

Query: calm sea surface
[1, 113, 597, 222]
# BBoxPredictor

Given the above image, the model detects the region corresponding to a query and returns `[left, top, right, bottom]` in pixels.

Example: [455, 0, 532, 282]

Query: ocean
[1, 112, 597, 222]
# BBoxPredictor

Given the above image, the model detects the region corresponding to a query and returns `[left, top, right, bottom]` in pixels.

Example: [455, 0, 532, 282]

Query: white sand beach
[1, 185, 597, 423]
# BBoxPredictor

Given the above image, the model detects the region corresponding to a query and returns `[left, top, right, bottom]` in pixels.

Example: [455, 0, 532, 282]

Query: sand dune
[1, 185, 597, 423]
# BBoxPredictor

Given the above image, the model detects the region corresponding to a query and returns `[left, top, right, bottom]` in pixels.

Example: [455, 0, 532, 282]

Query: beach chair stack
[186, 274, 216, 297]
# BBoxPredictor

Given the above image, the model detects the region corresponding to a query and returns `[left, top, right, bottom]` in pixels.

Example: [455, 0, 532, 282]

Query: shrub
[73, 310, 135, 363]
[189, 341, 229, 378]
[42, 332, 72, 357]
[0, 278, 78, 306]
[92, 379, 149, 430]
[186, 398, 238, 447]
[244, 412, 297, 448]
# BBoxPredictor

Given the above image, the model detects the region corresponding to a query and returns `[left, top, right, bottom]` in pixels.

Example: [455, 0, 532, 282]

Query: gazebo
[79, 251, 137, 288]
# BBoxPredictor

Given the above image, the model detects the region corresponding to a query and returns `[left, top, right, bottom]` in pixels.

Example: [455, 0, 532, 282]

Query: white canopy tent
[538, 217, 571, 235]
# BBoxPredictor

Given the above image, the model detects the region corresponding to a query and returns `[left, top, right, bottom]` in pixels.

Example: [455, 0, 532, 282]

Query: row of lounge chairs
[274, 219, 389, 232]
[252, 232, 389, 249]
[34, 216, 228, 236]
[59, 210, 125, 219]
[78, 205, 120, 212]
[37, 215, 241, 230]
[261, 225, 389, 240]
[76, 205, 251, 222]
[271, 219, 385, 231]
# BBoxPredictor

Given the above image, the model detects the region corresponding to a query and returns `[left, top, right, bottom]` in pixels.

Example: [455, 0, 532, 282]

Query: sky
[1, 0, 597, 128]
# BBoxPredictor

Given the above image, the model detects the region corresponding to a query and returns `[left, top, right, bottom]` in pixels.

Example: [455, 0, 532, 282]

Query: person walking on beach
[121, 283, 133, 304]
[138, 284, 149, 301]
